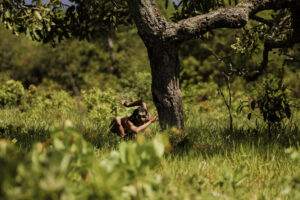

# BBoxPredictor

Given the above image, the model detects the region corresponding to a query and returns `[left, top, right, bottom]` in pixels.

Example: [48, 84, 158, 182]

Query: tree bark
[145, 40, 184, 129]
[126, 0, 185, 129]
[125, 0, 298, 130]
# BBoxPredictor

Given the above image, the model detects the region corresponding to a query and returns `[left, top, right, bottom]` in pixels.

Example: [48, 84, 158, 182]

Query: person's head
[130, 107, 148, 122]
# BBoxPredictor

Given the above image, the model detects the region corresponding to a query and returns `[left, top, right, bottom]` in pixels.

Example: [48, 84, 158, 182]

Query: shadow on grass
[169, 122, 300, 158]
[0, 124, 50, 150]
[0, 123, 119, 150]
[2, 119, 300, 158]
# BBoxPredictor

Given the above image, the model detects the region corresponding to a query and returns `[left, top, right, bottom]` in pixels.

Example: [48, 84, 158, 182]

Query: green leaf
[153, 136, 165, 157]
[4, 10, 10, 18]
[34, 11, 42, 21]
[53, 138, 65, 150]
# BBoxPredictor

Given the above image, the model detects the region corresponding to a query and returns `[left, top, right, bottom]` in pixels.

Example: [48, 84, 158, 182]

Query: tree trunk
[126, 0, 298, 130]
[145, 40, 184, 130]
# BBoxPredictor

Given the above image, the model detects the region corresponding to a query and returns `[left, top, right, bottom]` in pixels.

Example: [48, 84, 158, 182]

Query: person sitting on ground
[110, 98, 158, 139]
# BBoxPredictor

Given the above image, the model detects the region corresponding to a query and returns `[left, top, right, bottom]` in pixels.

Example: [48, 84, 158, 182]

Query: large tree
[1, 0, 299, 129]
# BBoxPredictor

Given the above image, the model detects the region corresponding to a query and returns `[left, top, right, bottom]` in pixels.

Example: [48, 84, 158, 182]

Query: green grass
[1, 90, 300, 199]
[157, 144, 298, 199]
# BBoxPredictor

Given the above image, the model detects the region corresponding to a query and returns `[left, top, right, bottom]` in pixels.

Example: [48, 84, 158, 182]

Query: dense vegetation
[1, 0, 300, 199]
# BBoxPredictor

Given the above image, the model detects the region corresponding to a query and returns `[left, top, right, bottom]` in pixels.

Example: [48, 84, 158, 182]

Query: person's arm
[119, 98, 147, 110]
[119, 98, 152, 120]
[126, 116, 158, 134]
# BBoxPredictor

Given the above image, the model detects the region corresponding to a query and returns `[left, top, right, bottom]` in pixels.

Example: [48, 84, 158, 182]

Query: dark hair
[129, 107, 148, 122]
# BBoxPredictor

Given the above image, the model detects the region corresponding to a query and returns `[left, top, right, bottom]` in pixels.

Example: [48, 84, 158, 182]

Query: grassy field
[158, 143, 299, 199]
[1, 83, 300, 199]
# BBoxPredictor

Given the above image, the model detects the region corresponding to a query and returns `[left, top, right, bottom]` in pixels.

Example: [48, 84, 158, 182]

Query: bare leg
[110, 117, 125, 137]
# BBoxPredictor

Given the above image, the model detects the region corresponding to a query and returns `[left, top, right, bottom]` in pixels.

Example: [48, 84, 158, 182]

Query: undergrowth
[1, 80, 300, 199]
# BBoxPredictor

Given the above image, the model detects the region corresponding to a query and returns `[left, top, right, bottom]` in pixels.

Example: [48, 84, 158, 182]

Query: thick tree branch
[126, 0, 169, 40]
[244, 7, 296, 81]
[126, 0, 297, 43]
[244, 37, 296, 81]
[166, 0, 297, 41]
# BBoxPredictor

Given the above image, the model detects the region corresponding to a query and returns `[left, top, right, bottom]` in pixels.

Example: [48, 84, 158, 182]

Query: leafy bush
[26, 90, 75, 111]
[0, 128, 169, 200]
[249, 75, 291, 127]
[258, 76, 291, 124]
[82, 88, 123, 123]
[0, 80, 24, 106]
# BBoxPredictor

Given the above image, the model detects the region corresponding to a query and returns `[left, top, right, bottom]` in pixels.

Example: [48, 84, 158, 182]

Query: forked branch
[167, 0, 297, 41]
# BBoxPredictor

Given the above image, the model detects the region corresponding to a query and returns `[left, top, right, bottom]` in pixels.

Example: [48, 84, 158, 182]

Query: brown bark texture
[126, 0, 298, 130]
[147, 41, 184, 129]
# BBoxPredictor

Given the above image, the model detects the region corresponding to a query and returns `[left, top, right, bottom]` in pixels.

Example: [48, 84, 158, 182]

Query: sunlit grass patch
[1, 86, 300, 199]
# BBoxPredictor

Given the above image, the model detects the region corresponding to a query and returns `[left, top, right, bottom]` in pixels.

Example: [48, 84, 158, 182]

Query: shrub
[247, 75, 292, 128]
[257, 76, 291, 124]
[0, 128, 169, 200]
[82, 88, 128, 123]
[0, 80, 24, 106]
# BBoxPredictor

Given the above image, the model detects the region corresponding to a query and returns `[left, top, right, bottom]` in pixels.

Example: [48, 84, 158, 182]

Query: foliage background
[0, 1, 300, 199]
